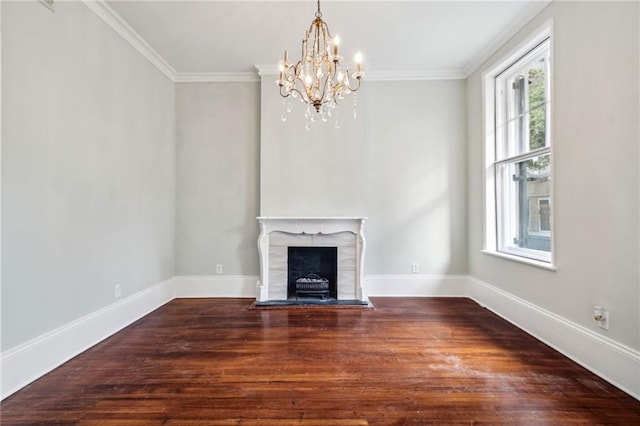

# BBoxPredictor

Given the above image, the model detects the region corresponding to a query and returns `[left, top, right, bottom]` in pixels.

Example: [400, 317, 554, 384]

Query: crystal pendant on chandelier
[276, 0, 364, 117]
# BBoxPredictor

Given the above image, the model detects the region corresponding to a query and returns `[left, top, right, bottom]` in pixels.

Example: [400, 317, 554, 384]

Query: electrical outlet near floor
[115, 284, 122, 299]
[216, 264, 223, 274]
[593, 305, 609, 330]
[411, 263, 419, 273]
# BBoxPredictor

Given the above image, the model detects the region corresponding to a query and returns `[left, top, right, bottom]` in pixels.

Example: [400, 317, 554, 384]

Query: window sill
[481, 250, 557, 271]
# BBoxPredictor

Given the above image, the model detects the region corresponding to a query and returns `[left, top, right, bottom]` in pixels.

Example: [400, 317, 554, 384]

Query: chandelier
[277, 0, 364, 124]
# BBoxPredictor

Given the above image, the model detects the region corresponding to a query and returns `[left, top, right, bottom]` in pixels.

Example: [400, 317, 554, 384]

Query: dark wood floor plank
[2, 297, 639, 425]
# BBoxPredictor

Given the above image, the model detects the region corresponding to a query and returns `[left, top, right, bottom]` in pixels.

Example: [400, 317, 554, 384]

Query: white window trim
[480, 249, 557, 271]
[481, 19, 556, 269]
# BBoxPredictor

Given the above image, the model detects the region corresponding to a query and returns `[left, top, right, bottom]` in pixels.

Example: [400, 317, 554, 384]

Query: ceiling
[105, 0, 550, 79]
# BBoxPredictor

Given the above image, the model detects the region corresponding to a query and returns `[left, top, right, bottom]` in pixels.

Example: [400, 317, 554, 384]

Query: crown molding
[462, 0, 552, 78]
[82, 0, 176, 81]
[364, 70, 465, 81]
[174, 72, 260, 83]
[254, 64, 280, 77]
[254, 64, 465, 81]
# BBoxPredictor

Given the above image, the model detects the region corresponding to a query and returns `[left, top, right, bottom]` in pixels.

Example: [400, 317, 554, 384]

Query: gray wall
[1, 1, 175, 350]
[466, 1, 639, 349]
[365, 81, 467, 275]
[175, 82, 260, 276]
[260, 75, 367, 218]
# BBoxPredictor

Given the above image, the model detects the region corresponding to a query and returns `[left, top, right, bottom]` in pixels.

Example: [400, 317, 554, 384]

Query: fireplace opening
[287, 247, 338, 300]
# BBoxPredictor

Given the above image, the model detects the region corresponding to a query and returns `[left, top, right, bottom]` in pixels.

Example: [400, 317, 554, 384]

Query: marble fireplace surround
[257, 217, 367, 302]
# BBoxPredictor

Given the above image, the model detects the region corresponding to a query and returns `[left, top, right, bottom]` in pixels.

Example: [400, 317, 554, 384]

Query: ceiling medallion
[277, 0, 364, 128]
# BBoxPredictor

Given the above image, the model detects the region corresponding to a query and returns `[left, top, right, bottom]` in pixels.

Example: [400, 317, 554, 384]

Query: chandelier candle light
[277, 0, 364, 126]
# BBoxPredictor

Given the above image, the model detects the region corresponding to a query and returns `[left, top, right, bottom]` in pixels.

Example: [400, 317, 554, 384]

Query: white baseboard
[468, 276, 640, 400]
[173, 275, 258, 298]
[1, 278, 175, 400]
[365, 274, 469, 297]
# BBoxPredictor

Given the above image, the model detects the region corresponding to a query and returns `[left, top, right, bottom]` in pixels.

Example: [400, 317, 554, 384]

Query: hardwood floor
[2, 297, 639, 425]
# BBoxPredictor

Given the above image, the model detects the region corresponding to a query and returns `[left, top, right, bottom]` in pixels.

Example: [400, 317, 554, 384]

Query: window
[483, 24, 553, 265]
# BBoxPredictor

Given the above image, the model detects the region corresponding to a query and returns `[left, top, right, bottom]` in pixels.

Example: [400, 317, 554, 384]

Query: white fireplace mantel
[256, 217, 367, 302]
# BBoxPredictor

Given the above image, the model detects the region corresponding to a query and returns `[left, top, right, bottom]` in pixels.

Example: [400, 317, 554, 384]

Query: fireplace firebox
[287, 246, 338, 300]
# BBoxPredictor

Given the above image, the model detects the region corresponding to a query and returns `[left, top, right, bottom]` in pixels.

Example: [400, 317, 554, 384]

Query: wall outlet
[216, 264, 223, 274]
[411, 263, 419, 273]
[593, 305, 609, 330]
[115, 284, 122, 299]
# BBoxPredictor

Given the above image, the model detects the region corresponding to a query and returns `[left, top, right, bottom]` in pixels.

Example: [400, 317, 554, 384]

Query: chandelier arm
[330, 82, 343, 105]
[321, 58, 340, 107]
[316, 74, 329, 109]
[346, 76, 362, 93]
[319, 22, 331, 63]
[313, 21, 320, 59]
[280, 61, 314, 106]
[292, 61, 304, 81]
[291, 74, 314, 105]
[280, 77, 312, 106]
[290, 87, 312, 104]
[291, 62, 310, 101]
[279, 85, 292, 99]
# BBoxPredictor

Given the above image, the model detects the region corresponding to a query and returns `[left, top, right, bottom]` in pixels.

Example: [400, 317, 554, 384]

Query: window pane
[497, 154, 551, 255]
[508, 74, 526, 156]
[496, 50, 550, 160]
[528, 64, 547, 151]
[528, 64, 547, 108]
[529, 104, 546, 150]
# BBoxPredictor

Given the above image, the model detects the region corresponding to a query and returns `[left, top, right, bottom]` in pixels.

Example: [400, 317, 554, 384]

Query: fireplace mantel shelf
[257, 217, 367, 236]
[257, 217, 367, 220]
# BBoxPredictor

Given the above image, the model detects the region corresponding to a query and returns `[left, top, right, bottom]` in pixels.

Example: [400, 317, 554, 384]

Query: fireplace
[288, 247, 338, 300]
[256, 217, 367, 303]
